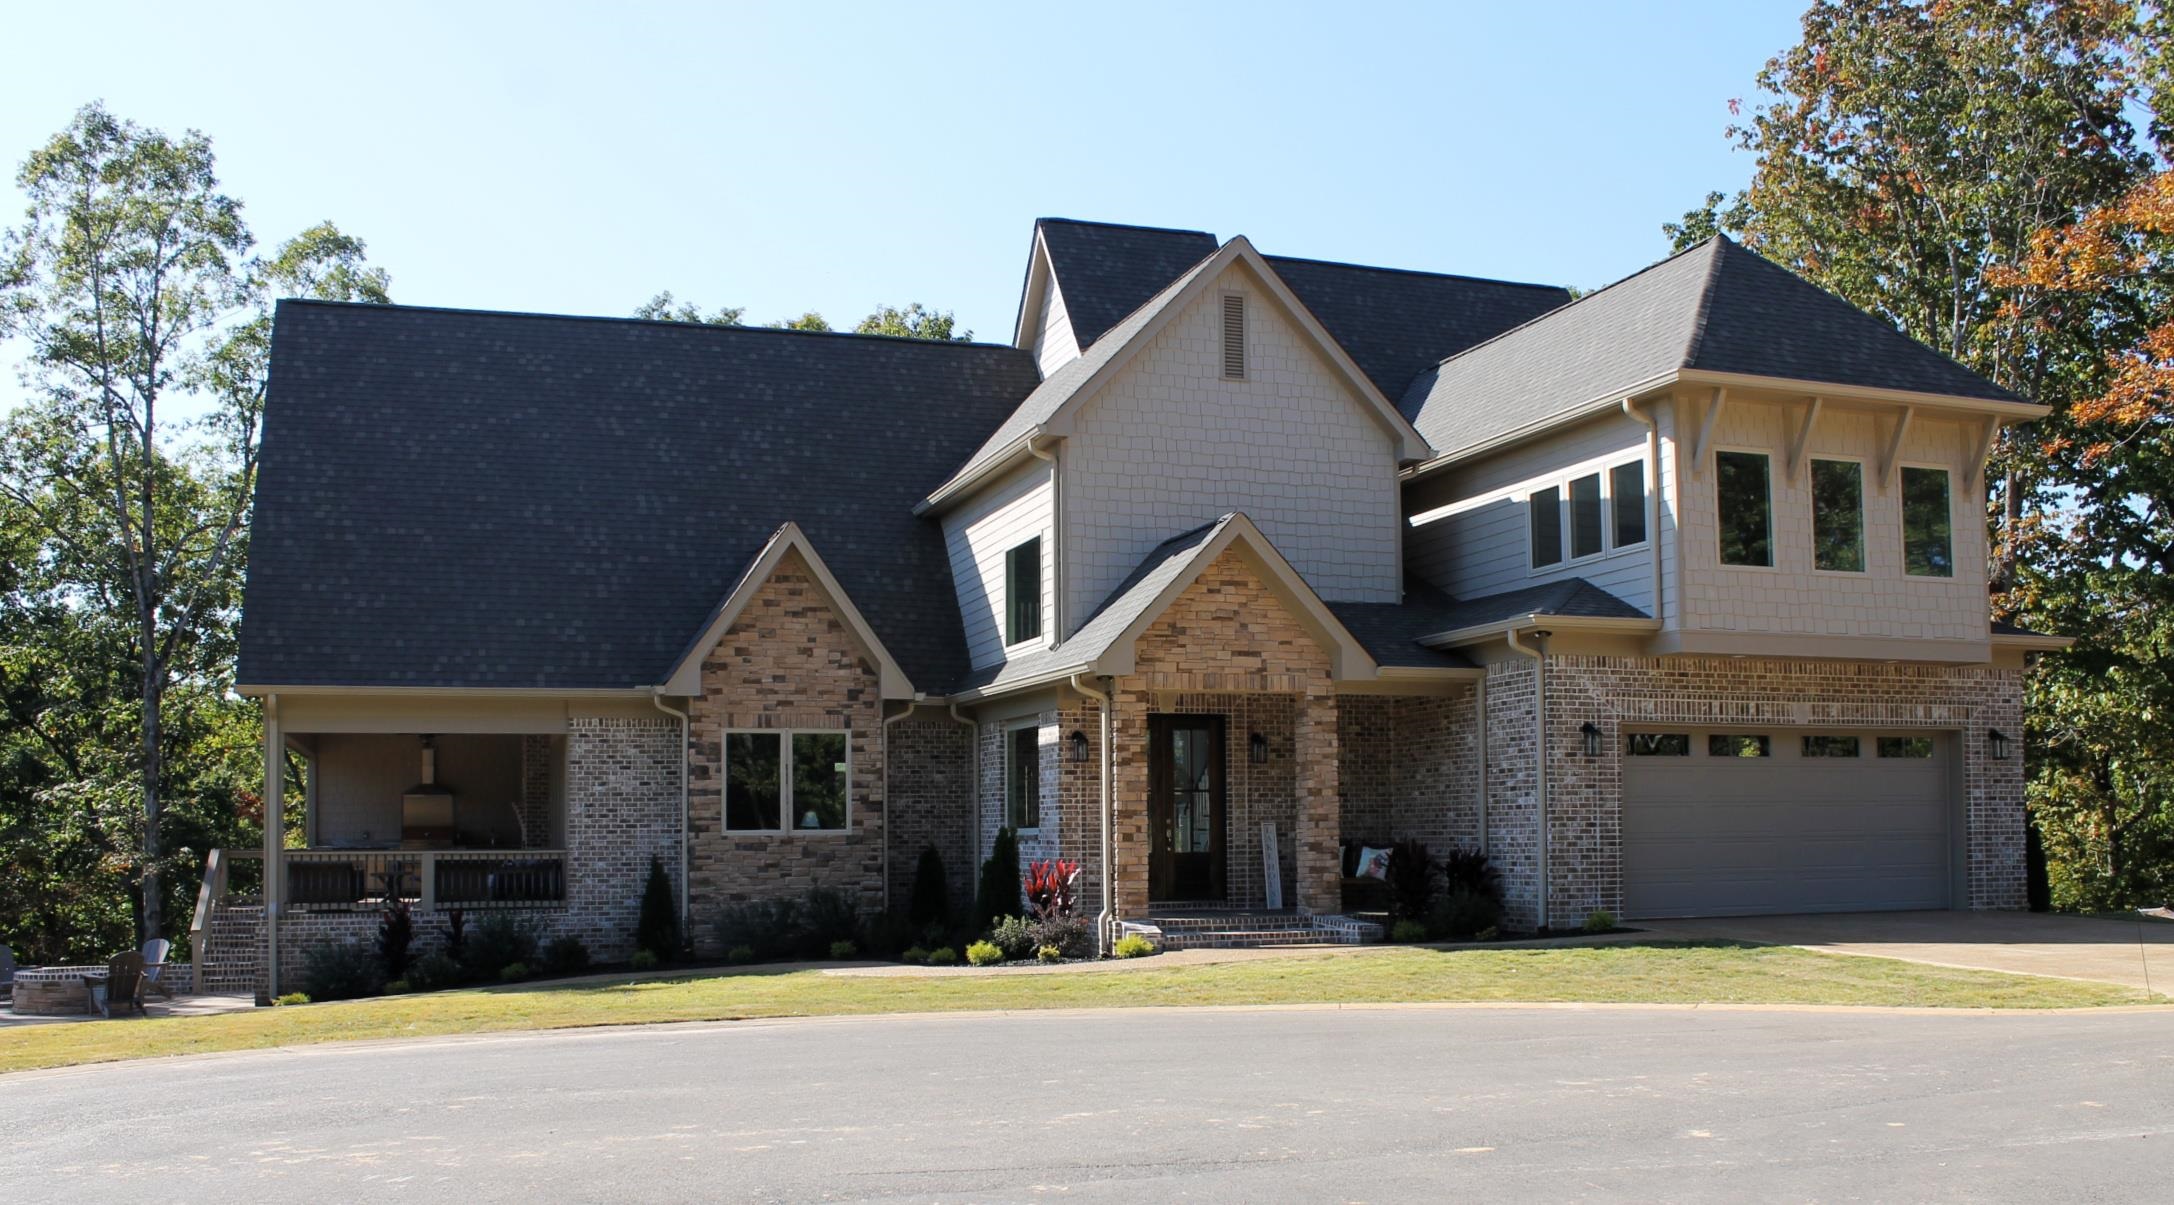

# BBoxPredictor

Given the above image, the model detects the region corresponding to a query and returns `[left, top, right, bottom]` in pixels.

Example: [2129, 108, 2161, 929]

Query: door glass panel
[1166, 725, 1214, 854]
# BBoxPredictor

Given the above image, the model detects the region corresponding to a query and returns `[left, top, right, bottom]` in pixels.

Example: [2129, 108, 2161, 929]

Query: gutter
[915, 429, 1045, 517]
[1503, 628, 1550, 933]
[649, 688, 691, 946]
[1419, 614, 1659, 650]
[1069, 672, 1115, 956]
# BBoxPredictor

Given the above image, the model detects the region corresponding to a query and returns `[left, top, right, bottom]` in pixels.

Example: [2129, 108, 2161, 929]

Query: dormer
[1011, 219, 1218, 379]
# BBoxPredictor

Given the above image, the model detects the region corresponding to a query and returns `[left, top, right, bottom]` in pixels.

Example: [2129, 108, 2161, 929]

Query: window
[1879, 736, 1936, 759]
[1626, 733, 1691, 756]
[1802, 735, 1861, 758]
[1611, 460, 1647, 547]
[1569, 473, 1603, 559]
[1811, 459, 1865, 572]
[1005, 725, 1041, 830]
[1221, 293, 1245, 379]
[1715, 451, 1772, 566]
[1005, 537, 1042, 644]
[1708, 734, 1771, 758]
[1901, 466, 1953, 577]
[725, 730, 849, 832]
[1529, 485, 1563, 567]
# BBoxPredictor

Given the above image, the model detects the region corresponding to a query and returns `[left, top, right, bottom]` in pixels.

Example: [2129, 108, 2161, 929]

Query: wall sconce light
[1987, 728, 2011, 760]
[1067, 729, 1090, 763]
[1580, 721, 1603, 757]
[1249, 731, 1269, 764]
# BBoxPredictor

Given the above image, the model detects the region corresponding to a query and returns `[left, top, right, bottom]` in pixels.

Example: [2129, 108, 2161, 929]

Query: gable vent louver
[1221, 293, 1246, 380]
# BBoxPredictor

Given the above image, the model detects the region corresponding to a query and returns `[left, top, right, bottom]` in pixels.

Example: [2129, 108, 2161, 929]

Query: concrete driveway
[1639, 911, 2174, 994]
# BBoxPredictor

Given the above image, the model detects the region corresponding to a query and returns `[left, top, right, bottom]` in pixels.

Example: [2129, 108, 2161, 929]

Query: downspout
[881, 700, 923, 914]
[1027, 438, 1064, 641]
[1069, 672, 1115, 955]
[950, 703, 979, 872]
[649, 688, 691, 946]
[1621, 397, 1663, 627]
[1504, 627, 1551, 933]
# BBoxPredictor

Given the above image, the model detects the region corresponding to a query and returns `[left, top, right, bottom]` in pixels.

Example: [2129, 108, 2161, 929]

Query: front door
[1148, 715, 1227, 901]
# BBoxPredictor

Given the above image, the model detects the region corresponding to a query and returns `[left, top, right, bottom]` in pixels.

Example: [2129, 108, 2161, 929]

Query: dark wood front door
[1148, 715, 1227, 902]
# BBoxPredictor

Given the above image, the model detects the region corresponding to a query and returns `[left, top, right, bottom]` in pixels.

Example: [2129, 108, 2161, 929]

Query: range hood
[402, 736, 456, 842]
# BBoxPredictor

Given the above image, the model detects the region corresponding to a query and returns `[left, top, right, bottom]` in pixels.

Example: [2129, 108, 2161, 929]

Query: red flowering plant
[1023, 859, 1081, 920]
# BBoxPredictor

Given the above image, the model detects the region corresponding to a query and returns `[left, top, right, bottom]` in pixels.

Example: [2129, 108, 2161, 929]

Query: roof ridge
[1679, 234, 1730, 368]
[276, 298, 1026, 353]
[1036, 216, 1217, 240]
[1264, 252, 1568, 294]
[1413, 237, 1726, 379]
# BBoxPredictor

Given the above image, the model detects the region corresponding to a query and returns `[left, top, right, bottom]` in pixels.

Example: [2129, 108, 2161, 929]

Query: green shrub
[900, 945, 930, 965]
[378, 896, 414, 982]
[1583, 909, 1617, 934]
[829, 939, 859, 960]
[630, 948, 659, 971]
[273, 992, 310, 1006]
[965, 940, 1005, 967]
[858, 911, 917, 960]
[635, 855, 680, 962]
[299, 941, 385, 1001]
[1112, 933, 1156, 958]
[1475, 925, 1500, 942]
[499, 961, 531, 983]
[987, 915, 1035, 960]
[715, 897, 804, 962]
[925, 947, 959, 965]
[1387, 839, 1438, 920]
[973, 827, 1022, 932]
[385, 979, 410, 994]
[538, 935, 591, 977]
[404, 951, 464, 993]
[1036, 944, 1062, 964]
[909, 844, 952, 929]
[1029, 916, 1092, 959]
[1390, 919, 1430, 943]
[726, 945, 756, 964]
[1427, 887, 1503, 941]
[800, 887, 863, 958]
[460, 913, 539, 981]
[1440, 847, 1503, 906]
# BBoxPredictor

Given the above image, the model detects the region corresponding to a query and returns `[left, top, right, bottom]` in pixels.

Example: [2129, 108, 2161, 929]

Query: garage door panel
[1621, 729, 1952, 919]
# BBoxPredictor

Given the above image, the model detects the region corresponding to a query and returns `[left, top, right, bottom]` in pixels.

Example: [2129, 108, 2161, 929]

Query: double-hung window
[1568, 473, 1604, 559]
[1005, 725, 1041, 830]
[1005, 537, 1042, 644]
[1529, 485, 1564, 568]
[725, 730, 850, 832]
[1901, 466, 1953, 577]
[1811, 458, 1865, 572]
[1715, 450, 1773, 567]
[1610, 460, 1647, 547]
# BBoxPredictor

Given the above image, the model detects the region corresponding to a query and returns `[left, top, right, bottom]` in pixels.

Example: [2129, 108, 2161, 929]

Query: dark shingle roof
[1401, 236, 2024, 458]
[1264, 257, 1571, 398]
[1326, 583, 1479, 669]
[1034, 219, 1219, 347]
[1426, 578, 1650, 634]
[238, 301, 1042, 691]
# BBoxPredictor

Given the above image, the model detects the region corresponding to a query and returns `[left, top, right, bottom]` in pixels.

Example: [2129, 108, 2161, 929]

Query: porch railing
[279, 849, 568, 912]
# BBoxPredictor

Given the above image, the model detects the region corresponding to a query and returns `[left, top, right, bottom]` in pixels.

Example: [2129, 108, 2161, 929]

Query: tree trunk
[140, 649, 163, 944]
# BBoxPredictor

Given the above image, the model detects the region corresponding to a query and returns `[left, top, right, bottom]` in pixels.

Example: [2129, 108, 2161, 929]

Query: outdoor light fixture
[1249, 731, 1269, 764]
[1988, 728, 2011, 760]
[1067, 729, 1090, 763]
[1580, 721, 1603, 757]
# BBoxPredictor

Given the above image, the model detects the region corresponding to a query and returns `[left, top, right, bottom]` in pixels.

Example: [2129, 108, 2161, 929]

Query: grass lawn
[1, 940, 2154, 1075]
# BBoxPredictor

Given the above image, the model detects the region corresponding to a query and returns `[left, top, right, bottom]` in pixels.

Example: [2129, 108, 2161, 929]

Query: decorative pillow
[1354, 845, 1393, 880]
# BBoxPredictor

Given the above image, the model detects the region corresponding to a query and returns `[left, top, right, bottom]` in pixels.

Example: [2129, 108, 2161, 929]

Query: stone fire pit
[10, 966, 102, 1016]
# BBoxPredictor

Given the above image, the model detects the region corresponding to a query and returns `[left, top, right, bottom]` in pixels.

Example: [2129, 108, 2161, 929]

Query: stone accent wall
[685, 549, 885, 956]
[884, 714, 976, 922]
[564, 716, 682, 960]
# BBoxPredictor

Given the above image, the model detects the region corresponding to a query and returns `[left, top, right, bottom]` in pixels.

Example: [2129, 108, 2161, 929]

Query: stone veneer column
[564, 716, 682, 961]
[1294, 684, 1341, 913]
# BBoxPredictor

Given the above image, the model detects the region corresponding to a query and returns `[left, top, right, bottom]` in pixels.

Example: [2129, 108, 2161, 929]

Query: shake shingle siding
[238, 301, 1040, 691]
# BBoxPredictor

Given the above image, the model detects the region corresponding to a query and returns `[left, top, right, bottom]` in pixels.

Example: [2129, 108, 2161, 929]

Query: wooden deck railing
[278, 849, 568, 911]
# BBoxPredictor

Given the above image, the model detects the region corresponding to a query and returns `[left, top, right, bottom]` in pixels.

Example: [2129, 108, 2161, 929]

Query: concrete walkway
[1638, 911, 2174, 994]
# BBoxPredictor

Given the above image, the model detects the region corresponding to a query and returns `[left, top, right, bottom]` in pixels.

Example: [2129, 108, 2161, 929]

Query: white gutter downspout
[1069, 672, 1115, 955]
[649, 689, 692, 944]
[950, 703, 979, 870]
[1504, 628, 1551, 933]
[1622, 397, 1663, 628]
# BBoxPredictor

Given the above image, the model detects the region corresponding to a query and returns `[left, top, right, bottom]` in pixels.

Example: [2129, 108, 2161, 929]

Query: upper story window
[1005, 537, 1042, 644]
[1530, 485, 1563, 567]
[1220, 293, 1246, 380]
[1611, 460, 1646, 547]
[1811, 458, 1865, 572]
[1005, 725, 1042, 830]
[1901, 466, 1953, 577]
[726, 730, 850, 832]
[1569, 473, 1604, 559]
[1715, 450, 1773, 567]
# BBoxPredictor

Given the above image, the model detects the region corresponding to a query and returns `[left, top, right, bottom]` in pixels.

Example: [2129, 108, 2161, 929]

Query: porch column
[1294, 684, 1341, 913]
[1109, 684, 1152, 919]
[261, 692, 282, 997]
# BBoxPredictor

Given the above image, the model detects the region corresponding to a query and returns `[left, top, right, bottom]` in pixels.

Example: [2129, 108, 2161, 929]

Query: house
[214, 218, 2068, 990]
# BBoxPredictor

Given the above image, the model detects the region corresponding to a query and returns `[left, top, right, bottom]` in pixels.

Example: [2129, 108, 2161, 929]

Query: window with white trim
[1529, 484, 1563, 567]
[1005, 537, 1042, 645]
[1528, 457, 1650, 569]
[725, 730, 850, 832]
[1005, 725, 1041, 830]
[1569, 472, 1603, 559]
[1610, 459, 1647, 547]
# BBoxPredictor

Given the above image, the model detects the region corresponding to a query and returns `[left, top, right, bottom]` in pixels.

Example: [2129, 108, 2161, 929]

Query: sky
[0, 0, 1807, 347]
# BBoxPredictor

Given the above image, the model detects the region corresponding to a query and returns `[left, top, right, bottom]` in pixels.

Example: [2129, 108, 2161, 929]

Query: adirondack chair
[139, 938, 173, 1000]
[0, 944, 14, 1004]
[85, 951, 146, 1018]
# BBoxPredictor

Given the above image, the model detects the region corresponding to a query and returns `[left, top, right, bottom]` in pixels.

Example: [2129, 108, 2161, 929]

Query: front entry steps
[1123, 907, 1384, 951]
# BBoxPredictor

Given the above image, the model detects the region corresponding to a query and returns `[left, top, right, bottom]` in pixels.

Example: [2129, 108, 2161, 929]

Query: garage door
[1621, 729, 1953, 919]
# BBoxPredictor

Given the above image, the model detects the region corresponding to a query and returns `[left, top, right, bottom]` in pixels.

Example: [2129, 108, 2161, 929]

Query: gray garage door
[1620, 729, 1953, 919]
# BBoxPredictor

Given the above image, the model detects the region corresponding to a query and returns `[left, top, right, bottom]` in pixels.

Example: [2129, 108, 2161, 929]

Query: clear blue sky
[1, 0, 1806, 344]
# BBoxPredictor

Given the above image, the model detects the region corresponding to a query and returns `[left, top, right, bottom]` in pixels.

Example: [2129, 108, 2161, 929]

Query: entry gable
[660, 522, 913, 699]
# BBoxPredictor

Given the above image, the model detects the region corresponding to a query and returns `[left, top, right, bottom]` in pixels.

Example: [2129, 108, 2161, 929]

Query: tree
[633, 291, 743, 326]
[0, 103, 389, 944]
[638, 295, 970, 340]
[855, 302, 970, 342]
[769, 311, 831, 332]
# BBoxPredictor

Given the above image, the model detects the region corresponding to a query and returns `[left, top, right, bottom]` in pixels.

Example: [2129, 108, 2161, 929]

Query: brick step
[1146, 914, 1316, 932]
[1159, 929, 1349, 950]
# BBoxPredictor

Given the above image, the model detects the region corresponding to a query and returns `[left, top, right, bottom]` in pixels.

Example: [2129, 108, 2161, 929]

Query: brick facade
[684, 548, 886, 956]
[563, 716, 682, 960]
[1336, 691, 1479, 855]
[884, 715, 976, 921]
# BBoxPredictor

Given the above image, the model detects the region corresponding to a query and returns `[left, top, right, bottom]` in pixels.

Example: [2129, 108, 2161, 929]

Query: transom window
[1901, 466, 1953, 577]
[1878, 736, 1936, 759]
[1715, 450, 1773, 567]
[1005, 537, 1042, 645]
[725, 730, 850, 832]
[1811, 458, 1866, 572]
[1626, 733, 1691, 756]
[1708, 734, 1771, 758]
[1527, 458, 1647, 569]
[1005, 725, 1042, 830]
[1802, 735, 1861, 758]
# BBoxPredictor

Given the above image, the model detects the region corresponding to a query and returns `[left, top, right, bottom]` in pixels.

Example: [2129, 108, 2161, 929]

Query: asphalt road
[4, 1005, 2171, 1202]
